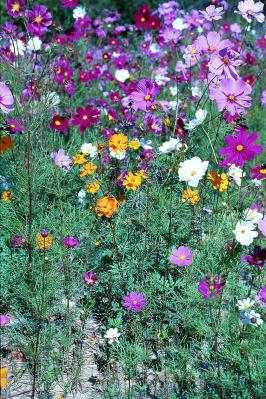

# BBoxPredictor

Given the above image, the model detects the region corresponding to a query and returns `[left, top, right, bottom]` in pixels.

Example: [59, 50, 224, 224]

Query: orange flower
[109, 133, 128, 153]
[72, 153, 87, 165]
[0, 367, 8, 389]
[80, 162, 97, 177]
[35, 233, 53, 250]
[95, 196, 118, 218]
[1, 190, 13, 202]
[208, 171, 228, 192]
[87, 181, 100, 194]
[182, 189, 200, 205]
[0, 136, 15, 154]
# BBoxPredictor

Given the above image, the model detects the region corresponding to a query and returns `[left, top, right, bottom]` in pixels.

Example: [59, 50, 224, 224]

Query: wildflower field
[0, 0, 266, 398]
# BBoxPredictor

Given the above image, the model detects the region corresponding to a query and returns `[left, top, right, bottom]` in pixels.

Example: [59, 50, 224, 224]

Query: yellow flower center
[259, 168, 266, 174]
[191, 170, 197, 176]
[209, 285, 215, 291]
[140, 17, 145, 22]
[190, 49, 197, 54]
[55, 121, 61, 126]
[133, 300, 137, 305]
[87, 278, 93, 284]
[12, 3, 20, 10]
[236, 145, 244, 151]
[144, 94, 151, 101]
[228, 95, 235, 100]
[209, 46, 215, 52]
[82, 115, 88, 120]
[34, 16, 42, 23]
[10, 124, 15, 128]
[179, 255, 185, 260]
[244, 304, 249, 309]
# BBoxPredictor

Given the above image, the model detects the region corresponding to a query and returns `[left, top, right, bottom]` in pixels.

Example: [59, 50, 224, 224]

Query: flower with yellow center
[34, 16, 42, 23]
[109, 133, 128, 153]
[87, 181, 100, 194]
[79, 162, 97, 177]
[35, 233, 53, 250]
[12, 3, 20, 10]
[128, 140, 140, 150]
[208, 171, 229, 192]
[122, 172, 142, 191]
[182, 189, 200, 205]
[72, 153, 87, 165]
[1, 190, 13, 202]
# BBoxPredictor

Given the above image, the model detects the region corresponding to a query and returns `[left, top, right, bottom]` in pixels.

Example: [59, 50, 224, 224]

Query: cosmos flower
[198, 274, 225, 300]
[27, 5, 52, 36]
[249, 165, 266, 180]
[240, 309, 263, 326]
[0, 82, 14, 114]
[9, 39, 26, 56]
[71, 105, 100, 133]
[200, 5, 224, 21]
[80, 143, 98, 158]
[104, 328, 120, 344]
[243, 206, 263, 224]
[5, 119, 23, 133]
[82, 271, 98, 286]
[178, 157, 209, 187]
[182, 188, 200, 205]
[256, 286, 266, 308]
[159, 138, 182, 154]
[87, 181, 100, 194]
[233, 220, 258, 245]
[95, 197, 118, 218]
[129, 79, 160, 112]
[61, 0, 79, 9]
[208, 171, 229, 191]
[0, 315, 11, 327]
[237, 298, 254, 311]
[50, 115, 69, 132]
[35, 232, 53, 250]
[73, 6, 86, 19]
[123, 291, 147, 312]
[242, 246, 266, 269]
[7, 0, 25, 18]
[169, 246, 193, 266]
[64, 236, 79, 247]
[122, 172, 142, 190]
[210, 78, 252, 115]
[51, 149, 72, 170]
[258, 217, 266, 237]
[219, 129, 263, 167]
[235, 0, 264, 23]
[185, 109, 207, 131]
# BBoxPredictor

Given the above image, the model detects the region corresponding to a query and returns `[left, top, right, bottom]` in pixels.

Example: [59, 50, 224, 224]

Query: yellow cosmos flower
[72, 153, 87, 165]
[208, 171, 229, 192]
[87, 181, 100, 194]
[182, 189, 200, 205]
[128, 140, 140, 150]
[135, 169, 148, 179]
[80, 162, 97, 177]
[122, 172, 142, 190]
[0, 367, 8, 389]
[109, 133, 128, 153]
[1, 190, 13, 202]
[95, 197, 118, 218]
[35, 233, 53, 250]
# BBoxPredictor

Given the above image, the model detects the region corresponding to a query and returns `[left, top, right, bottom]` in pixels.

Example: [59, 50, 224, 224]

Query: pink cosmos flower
[235, 0, 264, 23]
[196, 32, 231, 55]
[82, 271, 98, 287]
[71, 105, 100, 133]
[64, 236, 79, 247]
[200, 5, 224, 21]
[209, 78, 252, 115]
[249, 165, 266, 180]
[256, 286, 266, 307]
[208, 49, 243, 79]
[51, 149, 72, 170]
[27, 5, 52, 36]
[61, 0, 79, 9]
[258, 217, 266, 237]
[198, 275, 225, 300]
[219, 128, 263, 167]
[129, 79, 160, 112]
[169, 246, 193, 266]
[0, 315, 11, 327]
[7, 0, 25, 18]
[0, 82, 14, 114]
[6, 118, 23, 133]
[123, 292, 147, 312]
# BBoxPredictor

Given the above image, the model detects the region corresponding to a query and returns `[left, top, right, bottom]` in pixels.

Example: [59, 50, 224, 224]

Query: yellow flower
[135, 169, 148, 179]
[128, 140, 140, 150]
[182, 189, 200, 205]
[72, 153, 87, 165]
[164, 118, 171, 126]
[208, 171, 229, 192]
[35, 233, 53, 250]
[87, 181, 100, 194]
[109, 133, 128, 153]
[80, 162, 97, 177]
[95, 197, 118, 218]
[122, 172, 142, 190]
[1, 190, 13, 202]
[0, 367, 8, 389]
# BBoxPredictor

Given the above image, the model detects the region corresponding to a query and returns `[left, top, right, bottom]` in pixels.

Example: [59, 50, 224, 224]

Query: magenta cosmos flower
[61, 0, 79, 9]
[51, 149, 72, 170]
[198, 275, 225, 300]
[249, 165, 266, 180]
[27, 5, 52, 36]
[129, 79, 160, 112]
[82, 271, 98, 287]
[5, 118, 23, 133]
[256, 286, 266, 308]
[209, 78, 252, 115]
[169, 246, 193, 266]
[0, 82, 14, 114]
[7, 0, 25, 18]
[219, 128, 263, 167]
[64, 236, 79, 247]
[123, 291, 147, 312]
[0, 315, 11, 327]
[71, 105, 100, 133]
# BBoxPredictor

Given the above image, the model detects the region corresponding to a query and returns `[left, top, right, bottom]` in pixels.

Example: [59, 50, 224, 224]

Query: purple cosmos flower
[123, 291, 147, 312]
[51, 149, 72, 170]
[27, 5, 52, 36]
[0, 315, 11, 327]
[61, 0, 79, 9]
[249, 165, 266, 180]
[169, 246, 193, 266]
[0, 82, 14, 114]
[208, 49, 243, 80]
[2, 22, 17, 36]
[200, 5, 224, 21]
[10, 235, 25, 248]
[196, 32, 231, 55]
[256, 286, 266, 307]
[5, 118, 23, 133]
[82, 271, 98, 287]
[7, 0, 25, 18]
[198, 274, 225, 300]
[64, 236, 79, 248]
[242, 246, 266, 271]
[210, 78, 252, 115]
[129, 79, 160, 112]
[219, 128, 263, 167]
[258, 217, 266, 237]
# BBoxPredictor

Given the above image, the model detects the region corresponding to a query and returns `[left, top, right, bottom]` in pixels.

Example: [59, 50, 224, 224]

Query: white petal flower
[10, 39, 26, 56]
[172, 17, 188, 30]
[237, 298, 255, 310]
[233, 220, 258, 246]
[235, 0, 265, 23]
[246, 310, 263, 326]
[159, 138, 183, 154]
[104, 328, 120, 344]
[27, 37, 42, 52]
[243, 208, 263, 224]
[80, 143, 98, 158]
[227, 164, 245, 186]
[178, 156, 209, 187]
[73, 6, 87, 19]
[185, 109, 207, 131]
[110, 148, 126, 160]
[115, 69, 130, 83]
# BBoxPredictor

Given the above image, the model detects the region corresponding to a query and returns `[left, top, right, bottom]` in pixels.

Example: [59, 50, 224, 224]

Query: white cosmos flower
[243, 208, 263, 224]
[42, 92, 60, 107]
[27, 37, 42, 52]
[115, 69, 130, 83]
[178, 156, 209, 187]
[237, 298, 255, 311]
[80, 143, 98, 158]
[10, 39, 26, 56]
[185, 109, 207, 131]
[170, 86, 178, 96]
[233, 220, 258, 246]
[154, 74, 170, 86]
[159, 138, 183, 154]
[172, 17, 188, 30]
[73, 6, 87, 19]
[78, 189, 86, 205]
[109, 148, 126, 160]
[227, 164, 245, 186]
[104, 328, 120, 344]
[139, 138, 153, 150]
[246, 310, 263, 326]
[235, 0, 265, 23]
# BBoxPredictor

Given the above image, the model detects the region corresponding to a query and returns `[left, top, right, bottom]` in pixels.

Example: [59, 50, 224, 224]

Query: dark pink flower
[0, 315, 11, 327]
[5, 118, 23, 133]
[219, 128, 263, 167]
[169, 246, 193, 266]
[209, 78, 252, 116]
[64, 236, 79, 247]
[82, 271, 98, 287]
[61, 0, 79, 9]
[256, 286, 266, 308]
[123, 291, 147, 312]
[7, 0, 25, 18]
[198, 275, 225, 300]
[249, 165, 266, 180]
[71, 105, 100, 133]
[27, 5, 52, 36]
